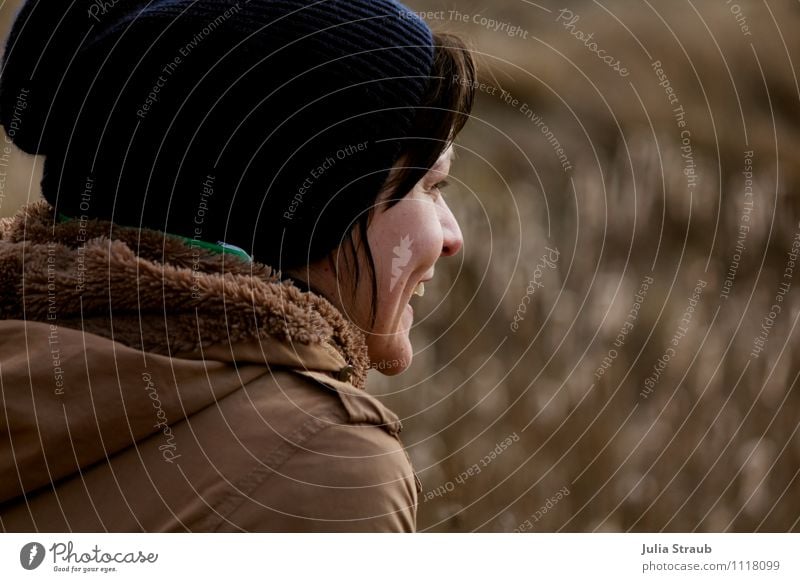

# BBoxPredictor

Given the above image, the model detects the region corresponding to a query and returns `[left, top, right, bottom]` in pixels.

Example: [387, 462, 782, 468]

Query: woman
[0, 0, 474, 531]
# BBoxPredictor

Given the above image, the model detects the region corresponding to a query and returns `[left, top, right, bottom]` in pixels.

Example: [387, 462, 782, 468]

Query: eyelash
[428, 180, 450, 197]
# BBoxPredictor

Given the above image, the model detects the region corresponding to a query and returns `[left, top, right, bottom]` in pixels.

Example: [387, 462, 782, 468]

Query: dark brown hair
[336, 32, 477, 330]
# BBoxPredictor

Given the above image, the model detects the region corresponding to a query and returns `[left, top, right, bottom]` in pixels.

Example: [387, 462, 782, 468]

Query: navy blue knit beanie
[0, 0, 435, 267]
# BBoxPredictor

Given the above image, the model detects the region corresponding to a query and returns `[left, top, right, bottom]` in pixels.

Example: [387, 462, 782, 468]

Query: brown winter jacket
[0, 202, 420, 532]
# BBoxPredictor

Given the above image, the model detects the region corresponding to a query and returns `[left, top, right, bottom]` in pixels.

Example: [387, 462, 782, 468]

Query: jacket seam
[294, 369, 403, 436]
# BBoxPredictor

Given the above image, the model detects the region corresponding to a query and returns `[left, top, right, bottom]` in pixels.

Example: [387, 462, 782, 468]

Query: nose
[440, 200, 463, 258]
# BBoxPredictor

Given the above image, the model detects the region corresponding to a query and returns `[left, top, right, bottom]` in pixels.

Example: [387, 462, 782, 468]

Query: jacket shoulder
[292, 369, 404, 437]
[216, 419, 418, 532]
[202, 368, 419, 532]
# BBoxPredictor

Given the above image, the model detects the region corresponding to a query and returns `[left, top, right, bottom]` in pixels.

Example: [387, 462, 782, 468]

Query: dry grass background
[1, 0, 799, 532]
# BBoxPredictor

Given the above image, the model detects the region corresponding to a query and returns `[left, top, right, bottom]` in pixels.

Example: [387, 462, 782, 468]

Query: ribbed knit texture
[0, 0, 434, 267]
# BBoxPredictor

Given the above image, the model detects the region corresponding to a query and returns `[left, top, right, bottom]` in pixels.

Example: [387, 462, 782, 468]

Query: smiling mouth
[407, 277, 433, 317]
[412, 274, 434, 298]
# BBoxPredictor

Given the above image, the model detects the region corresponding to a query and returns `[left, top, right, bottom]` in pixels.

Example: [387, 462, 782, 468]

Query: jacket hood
[0, 201, 370, 387]
[0, 202, 374, 505]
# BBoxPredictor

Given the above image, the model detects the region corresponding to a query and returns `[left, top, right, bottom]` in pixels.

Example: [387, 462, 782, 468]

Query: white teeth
[413, 282, 425, 297]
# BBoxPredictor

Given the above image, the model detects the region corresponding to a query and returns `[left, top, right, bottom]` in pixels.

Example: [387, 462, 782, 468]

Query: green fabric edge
[57, 213, 252, 262]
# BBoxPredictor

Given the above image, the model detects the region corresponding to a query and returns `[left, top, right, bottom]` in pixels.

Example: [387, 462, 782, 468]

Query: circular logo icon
[19, 542, 45, 570]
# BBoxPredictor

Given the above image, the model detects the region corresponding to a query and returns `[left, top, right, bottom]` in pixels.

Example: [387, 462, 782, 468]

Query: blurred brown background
[2, 0, 799, 531]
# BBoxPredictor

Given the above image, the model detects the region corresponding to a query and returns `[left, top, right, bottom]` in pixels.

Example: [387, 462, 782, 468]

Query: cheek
[370, 200, 442, 290]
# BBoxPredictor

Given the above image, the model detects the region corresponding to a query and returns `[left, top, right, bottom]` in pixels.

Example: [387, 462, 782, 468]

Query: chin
[367, 338, 413, 376]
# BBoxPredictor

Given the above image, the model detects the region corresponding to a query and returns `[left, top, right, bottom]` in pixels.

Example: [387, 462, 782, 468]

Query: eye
[427, 180, 450, 198]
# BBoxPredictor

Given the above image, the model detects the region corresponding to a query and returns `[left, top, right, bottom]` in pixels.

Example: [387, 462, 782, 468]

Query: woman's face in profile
[361, 146, 463, 374]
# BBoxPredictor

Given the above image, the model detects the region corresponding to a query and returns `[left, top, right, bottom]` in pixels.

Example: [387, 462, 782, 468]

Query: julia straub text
[641, 543, 712, 555]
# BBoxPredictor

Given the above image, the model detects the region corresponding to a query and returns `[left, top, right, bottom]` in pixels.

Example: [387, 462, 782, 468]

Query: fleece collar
[0, 202, 369, 389]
